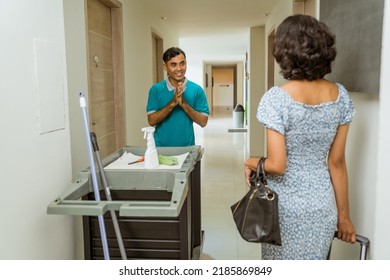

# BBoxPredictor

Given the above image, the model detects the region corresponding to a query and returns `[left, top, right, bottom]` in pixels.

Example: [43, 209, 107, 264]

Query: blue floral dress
[257, 83, 355, 259]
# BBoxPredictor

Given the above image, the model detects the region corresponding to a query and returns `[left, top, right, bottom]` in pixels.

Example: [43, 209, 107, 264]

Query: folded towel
[158, 155, 178, 166]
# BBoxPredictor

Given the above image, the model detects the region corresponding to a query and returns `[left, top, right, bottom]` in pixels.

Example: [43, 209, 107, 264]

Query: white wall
[63, 0, 89, 180]
[0, 0, 74, 259]
[236, 62, 245, 107]
[121, 0, 178, 147]
[248, 26, 266, 157]
[374, 0, 390, 259]
[265, 0, 293, 87]
[62, 0, 90, 259]
[339, 92, 379, 259]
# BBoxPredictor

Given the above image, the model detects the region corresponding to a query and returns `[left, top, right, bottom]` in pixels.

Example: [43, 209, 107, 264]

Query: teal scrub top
[146, 78, 209, 147]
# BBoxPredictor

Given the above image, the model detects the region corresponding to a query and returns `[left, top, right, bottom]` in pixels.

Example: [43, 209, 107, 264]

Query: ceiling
[142, 0, 278, 37]
[142, 0, 280, 62]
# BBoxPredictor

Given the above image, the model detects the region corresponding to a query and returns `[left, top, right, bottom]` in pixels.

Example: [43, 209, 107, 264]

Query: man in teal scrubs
[146, 47, 209, 147]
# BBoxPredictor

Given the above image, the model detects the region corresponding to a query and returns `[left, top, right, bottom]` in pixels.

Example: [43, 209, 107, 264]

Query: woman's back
[255, 82, 355, 259]
[258, 82, 353, 163]
[244, 14, 356, 260]
[281, 79, 339, 105]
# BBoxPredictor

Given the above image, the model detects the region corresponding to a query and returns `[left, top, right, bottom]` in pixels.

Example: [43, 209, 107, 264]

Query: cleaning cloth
[158, 155, 178, 166]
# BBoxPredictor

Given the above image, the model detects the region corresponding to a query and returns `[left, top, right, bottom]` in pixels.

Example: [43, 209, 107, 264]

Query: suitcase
[327, 231, 370, 260]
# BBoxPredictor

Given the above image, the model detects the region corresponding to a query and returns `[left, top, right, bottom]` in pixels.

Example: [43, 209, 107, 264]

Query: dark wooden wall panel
[320, 0, 384, 93]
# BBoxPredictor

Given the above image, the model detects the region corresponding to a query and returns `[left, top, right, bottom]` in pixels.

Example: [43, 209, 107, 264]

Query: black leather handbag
[231, 157, 282, 245]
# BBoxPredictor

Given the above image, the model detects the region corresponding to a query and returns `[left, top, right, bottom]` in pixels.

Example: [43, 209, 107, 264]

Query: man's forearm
[148, 101, 176, 126]
[180, 101, 208, 127]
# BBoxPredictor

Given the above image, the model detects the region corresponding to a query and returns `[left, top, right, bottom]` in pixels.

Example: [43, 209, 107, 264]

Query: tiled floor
[194, 109, 261, 260]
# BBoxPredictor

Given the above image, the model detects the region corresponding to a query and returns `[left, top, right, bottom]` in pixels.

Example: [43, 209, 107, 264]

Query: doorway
[211, 65, 237, 114]
[152, 32, 164, 84]
[86, 0, 125, 158]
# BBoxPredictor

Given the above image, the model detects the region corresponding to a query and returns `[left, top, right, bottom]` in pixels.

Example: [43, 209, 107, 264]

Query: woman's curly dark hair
[273, 15, 336, 81]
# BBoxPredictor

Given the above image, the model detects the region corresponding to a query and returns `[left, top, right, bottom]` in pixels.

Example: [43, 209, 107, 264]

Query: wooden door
[87, 0, 125, 158]
[152, 33, 164, 84]
[211, 65, 237, 111]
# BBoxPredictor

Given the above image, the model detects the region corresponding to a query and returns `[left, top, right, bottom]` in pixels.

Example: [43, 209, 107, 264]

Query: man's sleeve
[146, 86, 158, 115]
[195, 88, 209, 115]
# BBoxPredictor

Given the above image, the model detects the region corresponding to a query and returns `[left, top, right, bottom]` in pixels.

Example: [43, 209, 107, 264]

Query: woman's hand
[337, 217, 356, 243]
[244, 158, 260, 186]
[245, 165, 253, 186]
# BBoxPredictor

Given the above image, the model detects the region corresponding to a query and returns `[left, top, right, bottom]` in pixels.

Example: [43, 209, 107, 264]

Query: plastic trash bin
[47, 145, 204, 260]
[233, 104, 245, 128]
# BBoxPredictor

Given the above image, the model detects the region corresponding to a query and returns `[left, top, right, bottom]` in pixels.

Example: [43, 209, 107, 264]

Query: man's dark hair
[163, 47, 186, 63]
[273, 15, 336, 81]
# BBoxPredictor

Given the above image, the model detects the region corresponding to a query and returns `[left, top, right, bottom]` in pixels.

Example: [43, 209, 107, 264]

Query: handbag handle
[255, 157, 275, 201]
[256, 157, 267, 183]
[249, 156, 267, 187]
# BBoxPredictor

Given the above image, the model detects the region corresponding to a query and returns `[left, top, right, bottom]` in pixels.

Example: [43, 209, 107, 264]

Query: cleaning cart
[47, 145, 204, 260]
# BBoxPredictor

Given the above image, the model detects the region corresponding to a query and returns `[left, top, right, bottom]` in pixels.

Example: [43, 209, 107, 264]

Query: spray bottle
[141, 126, 159, 169]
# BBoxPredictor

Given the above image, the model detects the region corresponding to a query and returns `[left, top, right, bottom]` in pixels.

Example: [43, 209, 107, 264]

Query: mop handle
[79, 92, 110, 260]
[90, 132, 111, 200]
[90, 131, 99, 152]
[90, 132, 127, 260]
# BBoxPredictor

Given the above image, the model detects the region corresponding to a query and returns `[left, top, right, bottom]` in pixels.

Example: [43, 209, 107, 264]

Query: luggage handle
[333, 231, 370, 247]
[328, 231, 370, 260]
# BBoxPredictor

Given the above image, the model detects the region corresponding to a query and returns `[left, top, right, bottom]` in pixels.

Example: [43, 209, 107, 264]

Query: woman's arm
[328, 124, 356, 243]
[244, 128, 287, 185]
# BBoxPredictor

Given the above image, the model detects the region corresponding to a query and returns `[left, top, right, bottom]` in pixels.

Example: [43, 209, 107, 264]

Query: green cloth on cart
[158, 155, 178, 166]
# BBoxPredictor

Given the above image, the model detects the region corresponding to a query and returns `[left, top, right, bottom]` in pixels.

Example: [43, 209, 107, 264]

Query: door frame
[151, 32, 164, 84]
[267, 29, 275, 90]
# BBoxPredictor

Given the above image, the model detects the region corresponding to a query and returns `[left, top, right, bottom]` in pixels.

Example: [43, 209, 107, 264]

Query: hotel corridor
[195, 109, 261, 260]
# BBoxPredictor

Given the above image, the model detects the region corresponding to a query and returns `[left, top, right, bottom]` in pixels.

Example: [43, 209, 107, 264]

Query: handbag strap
[255, 157, 275, 200]
[256, 157, 267, 182]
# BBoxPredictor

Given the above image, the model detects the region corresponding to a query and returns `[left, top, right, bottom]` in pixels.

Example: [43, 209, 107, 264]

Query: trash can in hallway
[233, 104, 245, 128]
